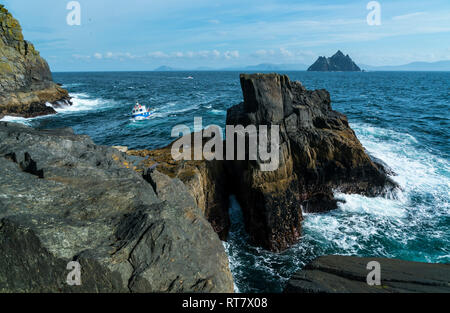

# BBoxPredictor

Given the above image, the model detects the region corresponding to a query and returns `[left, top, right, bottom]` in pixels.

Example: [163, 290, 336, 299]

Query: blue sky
[3, 0, 450, 71]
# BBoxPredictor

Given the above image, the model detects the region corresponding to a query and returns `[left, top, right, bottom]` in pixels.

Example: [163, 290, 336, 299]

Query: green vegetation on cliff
[0, 5, 70, 118]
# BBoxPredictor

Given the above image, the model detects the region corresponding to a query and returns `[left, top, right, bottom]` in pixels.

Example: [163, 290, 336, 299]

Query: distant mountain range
[154, 60, 450, 72]
[154, 63, 308, 71]
[360, 60, 450, 71]
[222, 63, 309, 71]
[154, 65, 180, 71]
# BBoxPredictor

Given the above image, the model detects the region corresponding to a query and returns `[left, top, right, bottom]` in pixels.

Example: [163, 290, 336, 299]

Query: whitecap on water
[54, 93, 113, 114]
[210, 109, 225, 115]
[225, 123, 450, 292]
[0, 115, 33, 126]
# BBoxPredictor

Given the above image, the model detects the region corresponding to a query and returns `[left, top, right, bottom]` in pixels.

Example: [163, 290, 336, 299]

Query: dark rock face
[0, 122, 234, 292]
[226, 74, 397, 251]
[125, 74, 396, 253]
[128, 130, 231, 241]
[308, 50, 361, 72]
[284, 255, 450, 293]
[0, 5, 71, 118]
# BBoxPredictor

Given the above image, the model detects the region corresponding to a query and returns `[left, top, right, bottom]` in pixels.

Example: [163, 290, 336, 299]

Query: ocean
[3, 71, 449, 293]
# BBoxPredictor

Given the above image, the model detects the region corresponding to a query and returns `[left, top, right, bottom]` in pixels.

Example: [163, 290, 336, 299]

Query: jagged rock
[308, 50, 361, 72]
[128, 130, 231, 240]
[284, 255, 450, 293]
[0, 5, 71, 118]
[226, 74, 397, 251]
[0, 122, 234, 293]
[127, 74, 397, 252]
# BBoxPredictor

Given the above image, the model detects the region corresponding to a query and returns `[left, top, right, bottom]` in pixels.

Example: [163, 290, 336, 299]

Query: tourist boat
[131, 102, 151, 120]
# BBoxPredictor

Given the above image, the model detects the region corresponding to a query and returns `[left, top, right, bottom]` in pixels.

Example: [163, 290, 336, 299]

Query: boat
[131, 102, 151, 120]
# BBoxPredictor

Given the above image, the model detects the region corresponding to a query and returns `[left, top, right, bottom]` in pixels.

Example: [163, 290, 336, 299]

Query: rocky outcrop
[308, 50, 361, 72]
[125, 74, 396, 253]
[284, 255, 450, 293]
[0, 5, 71, 118]
[225, 74, 397, 251]
[0, 122, 234, 293]
[128, 130, 231, 240]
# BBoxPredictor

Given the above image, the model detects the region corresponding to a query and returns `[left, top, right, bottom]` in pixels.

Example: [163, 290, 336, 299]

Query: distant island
[308, 50, 361, 72]
[361, 60, 450, 71]
[154, 65, 179, 71]
[152, 58, 450, 72]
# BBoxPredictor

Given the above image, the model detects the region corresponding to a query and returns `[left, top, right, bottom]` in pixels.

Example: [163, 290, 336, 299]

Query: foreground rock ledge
[0, 122, 234, 293]
[284, 255, 450, 293]
[0, 5, 71, 118]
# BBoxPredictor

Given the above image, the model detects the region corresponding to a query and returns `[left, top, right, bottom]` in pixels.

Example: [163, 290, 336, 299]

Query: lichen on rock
[0, 121, 234, 293]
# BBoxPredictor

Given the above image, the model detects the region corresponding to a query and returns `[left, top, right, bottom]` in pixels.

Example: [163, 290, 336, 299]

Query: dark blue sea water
[3, 71, 449, 292]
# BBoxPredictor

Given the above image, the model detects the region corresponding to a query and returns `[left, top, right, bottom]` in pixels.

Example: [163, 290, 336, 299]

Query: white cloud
[280, 47, 293, 57]
[90, 52, 138, 60]
[392, 12, 426, 20]
[149, 50, 227, 59]
[208, 19, 220, 24]
[148, 51, 169, 58]
[72, 54, 91, 60]
[172, 51, 184, 57]
[212, 49, 220, 57]
[253, 49, 275, 57]
[224, 50, 239, 59]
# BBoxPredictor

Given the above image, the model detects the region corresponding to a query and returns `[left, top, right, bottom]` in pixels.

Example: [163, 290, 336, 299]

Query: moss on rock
[0, 5, 71, 117]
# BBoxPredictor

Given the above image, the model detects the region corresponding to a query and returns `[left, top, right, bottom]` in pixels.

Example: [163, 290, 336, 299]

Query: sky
[3, 0, 450, 71]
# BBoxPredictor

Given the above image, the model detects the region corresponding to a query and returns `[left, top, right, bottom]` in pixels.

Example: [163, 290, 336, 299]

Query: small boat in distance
[131, 102, 151, 120]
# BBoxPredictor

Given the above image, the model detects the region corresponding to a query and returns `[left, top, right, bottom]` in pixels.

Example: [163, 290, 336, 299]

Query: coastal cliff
[0, 5, 71, 118]
[308, 50, 361, 72]
[0, 122, 234, 292]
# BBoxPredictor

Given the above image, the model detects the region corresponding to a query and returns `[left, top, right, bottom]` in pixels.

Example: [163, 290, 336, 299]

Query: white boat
[131, 102, 151, 120]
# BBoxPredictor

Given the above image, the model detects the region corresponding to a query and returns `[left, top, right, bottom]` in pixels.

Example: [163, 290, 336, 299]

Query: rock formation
[131, 74, 397, 253]
[0, 122, 234, 292]
[128, 131, 231, 241]
[284, 255, 450, 293]
[308, 50, 361, 72]
[0, 5, 71, 118]
[225, 74, 397, 251]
